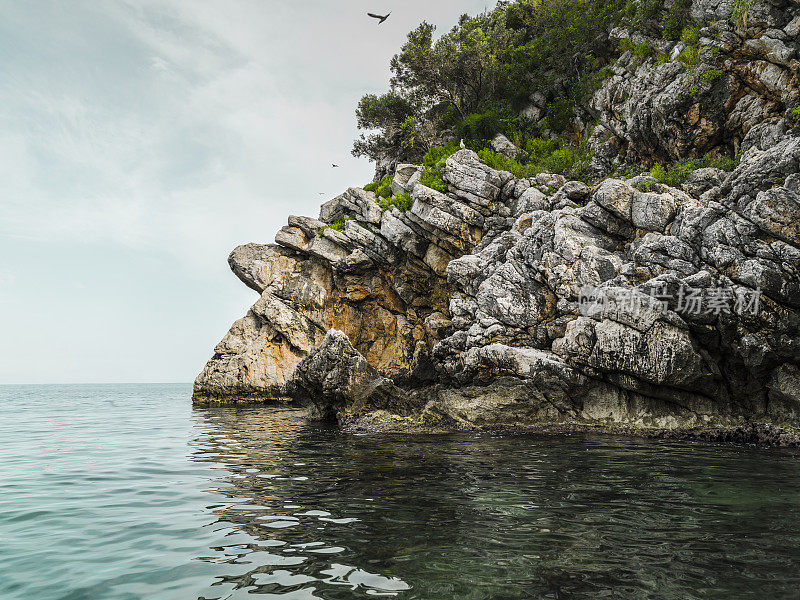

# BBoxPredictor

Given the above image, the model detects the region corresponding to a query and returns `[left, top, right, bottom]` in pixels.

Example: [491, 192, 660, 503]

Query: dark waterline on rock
[2, 384, 800, 599]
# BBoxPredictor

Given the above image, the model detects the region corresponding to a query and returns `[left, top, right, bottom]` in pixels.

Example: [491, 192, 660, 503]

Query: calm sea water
[1, 384, 800, 600]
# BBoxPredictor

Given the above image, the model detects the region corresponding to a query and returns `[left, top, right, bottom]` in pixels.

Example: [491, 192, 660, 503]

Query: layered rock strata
[194, 0, 800, 440]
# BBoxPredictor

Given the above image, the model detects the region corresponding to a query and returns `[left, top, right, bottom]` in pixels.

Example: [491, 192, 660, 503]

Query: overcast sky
[0, 0, 494, 384]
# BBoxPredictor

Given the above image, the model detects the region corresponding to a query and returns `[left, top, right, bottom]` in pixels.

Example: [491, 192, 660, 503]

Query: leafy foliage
[620, 37, 653, 60]
[680, 21, 702, 47]
[353, 0, 634, 163]
[730, 0, 755, 33]
[326, 218, 345, 233]
[352, 94, 421, 162]
[378, 192, 414, 213]
[678, 45, 701, 66]
[690, 69, 723, 95]
[662, 0, 692, 40]
[417, 143, 459, 193]
[650, 155, 739, 186]
[420, 168, 449, 193]
[416, 136, 593, 185]
[423, 143, 460, 169]
[364, 174, 395, 198]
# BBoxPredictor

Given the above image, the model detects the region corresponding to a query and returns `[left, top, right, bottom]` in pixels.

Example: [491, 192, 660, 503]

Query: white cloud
[0, 0, 495, 382]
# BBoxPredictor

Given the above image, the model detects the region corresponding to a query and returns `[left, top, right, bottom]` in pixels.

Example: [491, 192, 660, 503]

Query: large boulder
[290, 330, 413, 423]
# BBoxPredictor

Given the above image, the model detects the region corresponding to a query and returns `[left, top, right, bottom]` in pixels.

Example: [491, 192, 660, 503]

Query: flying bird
[367, 11, 391, 24]
[332, 164, 340, 168]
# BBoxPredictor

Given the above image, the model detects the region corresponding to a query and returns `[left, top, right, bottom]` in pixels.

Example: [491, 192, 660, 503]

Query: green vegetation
[678, 45, 701, 66]
[620, 37, 653, 60]
[477, 139, 592, 182]
[423, 143, 459, 170]
[351, 0, 730, 185]
[419, 168, 448, 193]
[789, 106, 800, 124]
[378, 192, 414, 213]
[418, 143, 459, 193]
[650, 155, 739, 186]
[663, 0, 692, 40]
[730, 0, 755, 33]
[680, 21, 702, 47]
[417, 136, 593, 185]
[364, 174, 395, 198]
[624, 0, 664, 33]
[325, 218, 345, 233]
[690, 69, 723, 95]
[352, 0, 648, 164]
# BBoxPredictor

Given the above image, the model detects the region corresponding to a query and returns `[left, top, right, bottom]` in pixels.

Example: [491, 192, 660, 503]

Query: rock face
[586, 0, 799, 174]
[194, 0, 800, 440]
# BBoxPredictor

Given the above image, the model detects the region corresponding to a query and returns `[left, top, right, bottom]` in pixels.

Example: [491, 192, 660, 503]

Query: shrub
[329, 219, 345, 232]
[364, 174, 395, 198]
[377, 192, 414, 213]
[417, 143, 460, 193]
[458, 108, 509, 145]
[477, 148, 533, 177]
[624, 0, 664, 33]
[423, 143, 459, 170]
[730, 0, 755, 33]
[789, 106, 800, 124]
[419, 167, 448, 192]
[651, 155, 739, 186]
[392, 192, 413, 212]
[476, 139, 593, 183]
[678, 45, 701, 66]
[650, 163, 667, 182]
[663, 0, 692, 40]
[680, 21, 702, 47]
[690, 69, 723, 95]
[620, 37, 653, 60]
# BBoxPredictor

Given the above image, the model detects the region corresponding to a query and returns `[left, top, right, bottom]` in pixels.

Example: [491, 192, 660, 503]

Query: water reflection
[191, 405, 800, 600]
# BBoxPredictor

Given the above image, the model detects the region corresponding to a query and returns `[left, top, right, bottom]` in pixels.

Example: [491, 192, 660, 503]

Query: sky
[0, 0, 494, 384]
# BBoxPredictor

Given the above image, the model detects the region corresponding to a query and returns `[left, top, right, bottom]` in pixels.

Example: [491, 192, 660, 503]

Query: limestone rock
[290, 330, 414, 422]
[391, 164, 422, 195]
[490, 133, 520, 158]
[195, 0, 800, 440]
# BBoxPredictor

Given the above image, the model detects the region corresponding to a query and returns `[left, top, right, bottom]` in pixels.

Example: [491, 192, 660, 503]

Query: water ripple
[1, 384, 800, 599]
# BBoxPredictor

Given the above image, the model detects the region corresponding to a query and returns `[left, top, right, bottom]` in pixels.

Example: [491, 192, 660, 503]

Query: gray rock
[442, 149, 503, 206]
[196, 3, 800, 438]
[391, 164, 422, 195]
[490, 133, 520, 158]
[290, 330, 413, 422]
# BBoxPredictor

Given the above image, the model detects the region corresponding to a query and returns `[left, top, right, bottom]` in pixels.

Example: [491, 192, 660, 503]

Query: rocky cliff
[194, 0, 800, 442]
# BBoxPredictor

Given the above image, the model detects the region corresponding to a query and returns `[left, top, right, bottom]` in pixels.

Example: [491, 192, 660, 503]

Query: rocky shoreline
[194, 0, 800, 444]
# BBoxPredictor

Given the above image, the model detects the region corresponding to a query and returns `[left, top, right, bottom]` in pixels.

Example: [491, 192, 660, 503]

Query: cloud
[0, 270, 14, 287]
[0, 0, 496, 382]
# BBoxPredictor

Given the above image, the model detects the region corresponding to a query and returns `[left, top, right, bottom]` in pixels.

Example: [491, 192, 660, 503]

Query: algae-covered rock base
[194, 0, 800, 443]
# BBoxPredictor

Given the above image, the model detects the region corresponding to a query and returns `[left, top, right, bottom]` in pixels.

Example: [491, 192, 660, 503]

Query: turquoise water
[1, 384, 800, 599]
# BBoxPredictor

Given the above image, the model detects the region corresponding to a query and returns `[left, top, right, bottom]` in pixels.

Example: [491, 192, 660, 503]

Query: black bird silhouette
[332, 163, 340, 168]
[367, 11, 391, 24]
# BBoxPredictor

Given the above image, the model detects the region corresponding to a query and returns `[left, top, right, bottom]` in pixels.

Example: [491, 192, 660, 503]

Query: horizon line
[0, 381, 193, 386]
